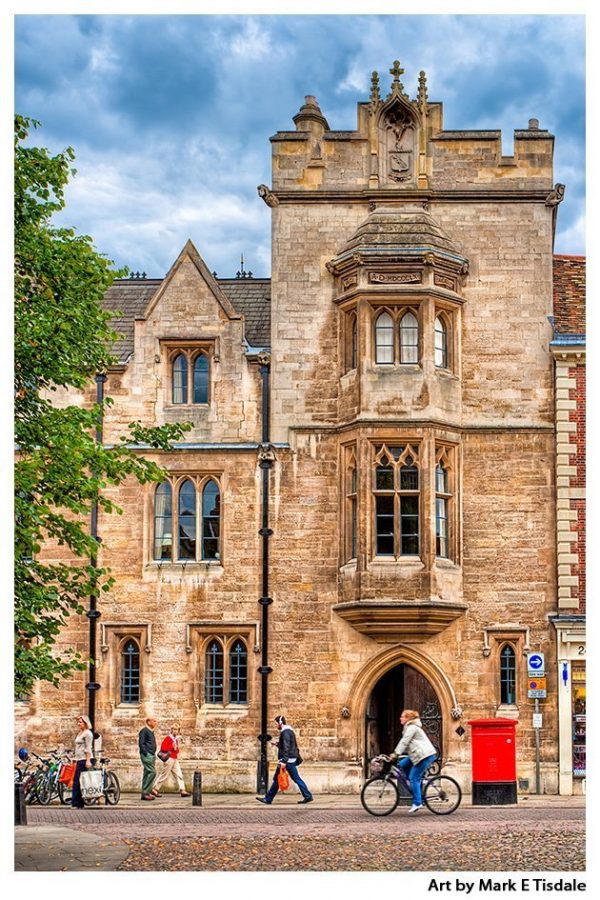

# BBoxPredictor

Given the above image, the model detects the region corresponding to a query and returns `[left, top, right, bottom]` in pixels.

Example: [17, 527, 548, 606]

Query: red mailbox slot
[468, 718, 518, 805]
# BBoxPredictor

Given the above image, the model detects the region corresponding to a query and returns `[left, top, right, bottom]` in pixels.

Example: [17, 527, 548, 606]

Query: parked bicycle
[361, 754, 461, 816]
[15, 748, 73, 805]
[83, 757, 121, 806]
[34, 750, 73, 806]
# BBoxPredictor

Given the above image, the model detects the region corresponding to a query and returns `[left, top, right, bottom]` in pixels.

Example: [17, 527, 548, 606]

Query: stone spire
[417, 70, 428, 114]
[389, 59, 407, 98]
[369, 70, 381, 108]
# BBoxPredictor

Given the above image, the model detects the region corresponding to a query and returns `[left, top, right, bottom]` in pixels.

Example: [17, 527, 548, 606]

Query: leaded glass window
[435, 462, 450, 558]
[373, 444, 420, 558]
[205, 640, 224, 703]
[229, 640, 248, 704]
[193, 353, 209, 404]
[351, 314, 358, 370]
[121, 639, 140, 704]
[434, 316, 448, 369]
[399, 456, 419, 556]
[375, 311, 394, 364]
[178, 479, 196, 560]
[399, 310, 419, 364]
[202, 480, 221, 560]
[500, 644, 516, 705]
[153, 481, 173, 560]
[172, 353, 188, 404]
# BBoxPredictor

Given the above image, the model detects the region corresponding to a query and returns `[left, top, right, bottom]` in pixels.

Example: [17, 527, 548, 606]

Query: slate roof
[215, 279, 271, 349]
[552, 255, 585, 339]
[103, 277, 271, 364]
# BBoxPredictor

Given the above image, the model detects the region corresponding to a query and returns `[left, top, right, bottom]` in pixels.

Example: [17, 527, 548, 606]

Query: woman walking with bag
[71, 715, 95, 809]
[151, 724, 190, 797]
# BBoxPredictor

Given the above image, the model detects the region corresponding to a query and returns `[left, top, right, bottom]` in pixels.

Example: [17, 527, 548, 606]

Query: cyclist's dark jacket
[276, 726, 303, 764]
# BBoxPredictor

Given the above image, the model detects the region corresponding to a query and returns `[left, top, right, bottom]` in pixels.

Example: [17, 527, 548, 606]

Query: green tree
[14, 115, 190, 695]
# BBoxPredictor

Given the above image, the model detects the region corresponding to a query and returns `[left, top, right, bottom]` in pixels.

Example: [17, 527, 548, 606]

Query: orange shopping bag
[277, 767, 290, 792]
[59, 762, 77, 788]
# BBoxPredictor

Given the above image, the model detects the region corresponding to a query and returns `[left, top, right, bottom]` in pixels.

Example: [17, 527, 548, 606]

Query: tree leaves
[14, 116, 190, 695]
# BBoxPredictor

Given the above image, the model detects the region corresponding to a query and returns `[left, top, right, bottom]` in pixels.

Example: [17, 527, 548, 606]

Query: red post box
[468, 719, 518, 805]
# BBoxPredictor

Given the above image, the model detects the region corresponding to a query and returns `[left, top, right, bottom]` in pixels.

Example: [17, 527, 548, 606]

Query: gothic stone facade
[16, 65, 566, 793]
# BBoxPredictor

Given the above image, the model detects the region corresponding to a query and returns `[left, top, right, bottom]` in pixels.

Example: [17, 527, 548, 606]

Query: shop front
[553, 616, 586, 794]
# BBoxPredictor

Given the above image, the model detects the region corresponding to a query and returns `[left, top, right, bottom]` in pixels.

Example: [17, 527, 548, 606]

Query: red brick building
[550, 254, 586, 794]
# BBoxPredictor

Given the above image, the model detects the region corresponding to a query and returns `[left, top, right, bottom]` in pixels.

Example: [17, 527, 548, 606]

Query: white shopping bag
[79, 768, 103, 798]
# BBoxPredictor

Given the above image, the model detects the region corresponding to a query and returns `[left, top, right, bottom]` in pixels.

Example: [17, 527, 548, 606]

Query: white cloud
[556, 214, 586, 256]
[229, 19, 275, 60]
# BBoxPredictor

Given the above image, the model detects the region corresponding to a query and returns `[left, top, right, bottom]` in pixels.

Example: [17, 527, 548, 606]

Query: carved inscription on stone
[341, 273, 358, 291]
[434, 274, 456, 291]
[369, 272, 421, 285]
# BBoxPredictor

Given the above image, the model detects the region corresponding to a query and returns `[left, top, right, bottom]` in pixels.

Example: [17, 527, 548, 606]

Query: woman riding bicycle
[390, 708, 437, 814]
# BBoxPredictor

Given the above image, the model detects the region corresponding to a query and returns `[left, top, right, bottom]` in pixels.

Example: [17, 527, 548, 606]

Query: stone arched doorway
[365, 663, 442, 771]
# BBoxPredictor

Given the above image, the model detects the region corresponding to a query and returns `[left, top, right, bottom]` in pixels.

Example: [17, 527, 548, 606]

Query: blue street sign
[527, 652, 545, 675]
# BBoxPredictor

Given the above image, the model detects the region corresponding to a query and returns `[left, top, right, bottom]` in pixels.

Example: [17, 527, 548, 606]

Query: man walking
[256, 715, 313, 805]
[138, 717, 158, 801]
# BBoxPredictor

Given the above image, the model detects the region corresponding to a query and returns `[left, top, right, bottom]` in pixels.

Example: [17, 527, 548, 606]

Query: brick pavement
[27, 803, 584, 839]
[19, 801, 585, 872]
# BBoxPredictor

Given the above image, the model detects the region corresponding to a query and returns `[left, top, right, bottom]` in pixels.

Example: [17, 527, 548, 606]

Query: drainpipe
[86, 372, 106, 730]
[257, 352, 273, 793]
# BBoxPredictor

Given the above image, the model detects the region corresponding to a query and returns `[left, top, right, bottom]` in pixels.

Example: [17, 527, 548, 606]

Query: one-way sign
[527, 652, 545, 676]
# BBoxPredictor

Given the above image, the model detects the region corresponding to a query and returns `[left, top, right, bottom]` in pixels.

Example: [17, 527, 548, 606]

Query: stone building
[16, 62, 573, 793]
[550, 255, 586, 795]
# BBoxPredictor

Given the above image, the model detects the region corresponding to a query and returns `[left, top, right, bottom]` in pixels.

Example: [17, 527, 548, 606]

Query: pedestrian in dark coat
[256, 715, 314, 805]
[138, 717, 158, 800]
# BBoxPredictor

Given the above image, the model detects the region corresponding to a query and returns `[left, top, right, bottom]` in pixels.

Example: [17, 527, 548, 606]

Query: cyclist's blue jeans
[264, 763, 313, 802]
[398, 754, 437, 807]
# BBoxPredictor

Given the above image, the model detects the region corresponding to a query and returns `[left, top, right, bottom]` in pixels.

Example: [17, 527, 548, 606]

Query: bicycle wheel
[104, 771, 121, 805]
[361, 776, 399, 816]
[422, 775, 462, 815]
[23, 775, 38, 804]
[36, 776, 53, 806]
[58, 782, 72, 805]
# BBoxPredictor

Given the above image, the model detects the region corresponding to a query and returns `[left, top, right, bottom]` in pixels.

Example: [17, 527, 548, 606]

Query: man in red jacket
[151, 724, 190, 797]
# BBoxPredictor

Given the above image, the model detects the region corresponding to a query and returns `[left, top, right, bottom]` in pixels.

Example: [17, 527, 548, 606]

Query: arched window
[172, 353, 188, 404]
[374, 452, 395, 556]
[346, 462, 358, 561]
[229, 640, 248, 704]
[435, 461, 450, 558]
[399, 310, 419, 364]
[121, 639, 140, 704]
[205, 639, 224, 703]
[434, 316, 448, 369]
[399, 452, 419, 556]
[193, 353, 209, 404]
[202, 480, 221, 561]
[344, 311, 358, 372]
[375, 311, 394, 364]
[500, 644, 516, 705]
[373, 445, 420, 558]
[153, 481, 173, 560]
[177, 479, 196, 560]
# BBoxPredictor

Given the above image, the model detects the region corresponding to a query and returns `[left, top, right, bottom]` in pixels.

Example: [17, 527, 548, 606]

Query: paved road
[20, 803, 585, 872]
[15, 825, 129, 872]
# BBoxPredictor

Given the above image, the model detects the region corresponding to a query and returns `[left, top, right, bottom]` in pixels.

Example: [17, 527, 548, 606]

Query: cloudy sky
[14, 13, 585, 278]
